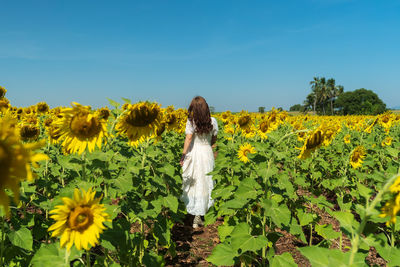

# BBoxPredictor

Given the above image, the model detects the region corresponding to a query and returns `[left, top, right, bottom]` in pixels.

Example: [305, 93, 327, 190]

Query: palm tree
[309, 77, 344, 115]
[303, 93, 315, 112]
[327, 78, 336, 115]
[334, 85, 344, 113]
[336, 85, 344, 95]
[318, 77, 329, 114]
[309, 77, 320, 113]
[326, 79, 344, 115]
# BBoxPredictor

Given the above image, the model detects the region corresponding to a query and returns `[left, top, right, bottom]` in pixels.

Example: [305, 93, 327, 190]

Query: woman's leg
[193, 215, 204, 228]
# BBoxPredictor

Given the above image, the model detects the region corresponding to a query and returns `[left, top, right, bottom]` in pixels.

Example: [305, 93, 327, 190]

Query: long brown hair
[188, 96, 213, 135]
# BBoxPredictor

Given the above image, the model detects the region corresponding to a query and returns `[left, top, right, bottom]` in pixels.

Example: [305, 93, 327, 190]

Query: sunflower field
[1, 86, 400, 266]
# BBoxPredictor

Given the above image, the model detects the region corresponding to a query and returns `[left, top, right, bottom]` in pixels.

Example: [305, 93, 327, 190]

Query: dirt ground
[164, 215, 223, 266]
[162, 189, 387, 266]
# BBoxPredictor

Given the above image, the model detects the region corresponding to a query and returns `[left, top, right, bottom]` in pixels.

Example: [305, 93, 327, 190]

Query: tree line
[290, 77, 386, 115]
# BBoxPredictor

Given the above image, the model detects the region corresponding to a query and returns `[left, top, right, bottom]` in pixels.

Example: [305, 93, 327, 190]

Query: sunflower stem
[61, 167, 65, 187]
[65, 248, 70, 266]
[0, 216, 5, 267]
[81, 151, 87, 181]
[141, 145, 147, 169]
[391, 223, 395, 247]
[45, 140, 50, 177]
[109, 109, 126, 136]
[261, 215, 267, 265]
[86, 249, 91, 267]
[139, 220, 145, 264]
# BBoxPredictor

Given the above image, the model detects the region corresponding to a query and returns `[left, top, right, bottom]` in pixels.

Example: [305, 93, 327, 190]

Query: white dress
[181, 117, 218, 216]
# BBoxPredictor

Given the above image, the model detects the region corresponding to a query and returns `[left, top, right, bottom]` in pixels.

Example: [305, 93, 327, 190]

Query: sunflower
[381, 136, 392, 147]
[45, 119, 62, 145]
[241, 125, 256, 139]
[320, 122, 340, 146]
[95, 107, 111, 120]
[145, 121, 166, 145]
[344, 134, 351, 144]
[0, 98, 10, 112]
[50, 107, 63, 119]
[116, 102, 162, 145]
[23, 106, 33, 115]
[48, 187, 110, 251]
[122, 103, 130, 111]
[349, 146, 366, 169]
[277, 110, 288, 122]
[42, 117, 52, 127]
[20, 124, 41, 141]
[380, 175, 400, 225]
[0, 116, 48, 214]
[322, 128, 335, 146]
[174, 108, 188, 134]
[56, 102, 108, 154]
[257, 120, 271, 140]
[164, 111, 179, 131]
[0, 86, 6, 98]
[379, 195, 400, 226]
[346, 120, 357, 131]
[220, 111, 233, 124]
[236, 111, 253, 131]
[16, 107, 23, 115]
[379, 113, 393, 129]
[389, 175, 400, 193]
[36, 102, 50, 114]
[22, 114, 39, 126]
[266, 108, 280, 130]
[224, 124, 235, 135]
[297, 129, 324, 159]
[237, 143, 256, 163]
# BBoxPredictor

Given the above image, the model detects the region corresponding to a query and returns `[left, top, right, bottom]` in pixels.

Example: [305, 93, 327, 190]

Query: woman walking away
[180, 96, 218, 228]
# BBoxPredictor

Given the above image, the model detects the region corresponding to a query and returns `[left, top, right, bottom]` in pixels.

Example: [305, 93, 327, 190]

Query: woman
[180, 96, 218, 228]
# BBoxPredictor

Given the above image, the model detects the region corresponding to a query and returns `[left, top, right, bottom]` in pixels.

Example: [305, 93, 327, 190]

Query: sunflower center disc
[167, 114, 176, 125]
[99, 109, 110, 120]
[352, 152, 360, 161]
[20, 125, 40, 139]
[269, 114, 276, 123]
[37, 104, 49, 113]
[238, 116, 250, 127]
[260, 121, 269, 133]
[70, 113, 101, 139]
[126, 107, 159, 127]
[69, 206, 93, 232]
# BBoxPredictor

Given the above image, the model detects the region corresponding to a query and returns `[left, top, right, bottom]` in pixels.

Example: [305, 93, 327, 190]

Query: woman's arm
[211, 117, 218, 149]
[180, 134, 193, 166]
[211, 135, 217, 147]
[211, 135, 217, 159]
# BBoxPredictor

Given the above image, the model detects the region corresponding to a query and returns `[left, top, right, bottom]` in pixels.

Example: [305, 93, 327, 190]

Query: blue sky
[1, 0, 399, 111]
